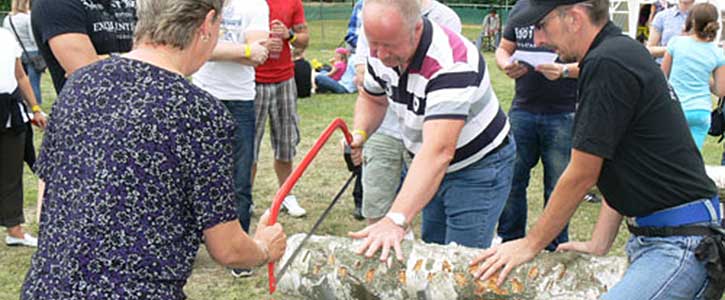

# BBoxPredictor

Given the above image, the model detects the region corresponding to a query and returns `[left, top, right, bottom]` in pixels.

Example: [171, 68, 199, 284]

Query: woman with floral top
[21, 0, 286, 299]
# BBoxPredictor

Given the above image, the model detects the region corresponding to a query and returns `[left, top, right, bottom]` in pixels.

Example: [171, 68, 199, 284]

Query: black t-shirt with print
[502, 0, 577, 114]
[32, 0, 136, 93]
[574, 21, 717, 217]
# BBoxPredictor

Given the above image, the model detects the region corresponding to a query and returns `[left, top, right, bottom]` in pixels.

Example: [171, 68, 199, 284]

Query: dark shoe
[353, 206, 364, 221]
[231, 268, 253, 278]
[583, 193, 601, 203]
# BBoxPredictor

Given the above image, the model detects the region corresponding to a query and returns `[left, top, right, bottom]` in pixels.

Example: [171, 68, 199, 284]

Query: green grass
[1, 19, 724, 300]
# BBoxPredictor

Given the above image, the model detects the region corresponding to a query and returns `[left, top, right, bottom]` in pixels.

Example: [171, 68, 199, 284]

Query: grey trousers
[0, 128, 25, 228]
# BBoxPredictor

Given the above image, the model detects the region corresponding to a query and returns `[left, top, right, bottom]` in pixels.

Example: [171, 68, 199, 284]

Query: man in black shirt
[32, 0, 136, 93]
[494, 0, 579, 251]
[472, 0, 720, 298]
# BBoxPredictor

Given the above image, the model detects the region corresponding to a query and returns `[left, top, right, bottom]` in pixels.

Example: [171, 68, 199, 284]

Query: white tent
[611, 0, 725, 43]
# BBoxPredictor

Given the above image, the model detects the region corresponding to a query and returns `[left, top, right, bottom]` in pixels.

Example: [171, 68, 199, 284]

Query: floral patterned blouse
[21, 57, 238, 300]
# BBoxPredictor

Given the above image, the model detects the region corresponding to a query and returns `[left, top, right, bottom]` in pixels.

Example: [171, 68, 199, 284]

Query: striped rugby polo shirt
[363, 17, 509, 173]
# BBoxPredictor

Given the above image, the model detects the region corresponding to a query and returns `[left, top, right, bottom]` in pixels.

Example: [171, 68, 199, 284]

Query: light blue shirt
[667, 36, 725, 112]
[339, 58, 357, 93]
[652, 6, 688, 63]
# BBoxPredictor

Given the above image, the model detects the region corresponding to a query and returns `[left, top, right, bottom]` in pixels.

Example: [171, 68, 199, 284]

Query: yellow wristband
[289, 34, 298, 44]
[31, 105, 41, 113]
[244, 44, 251, 58]
[352, 129, 368, 142]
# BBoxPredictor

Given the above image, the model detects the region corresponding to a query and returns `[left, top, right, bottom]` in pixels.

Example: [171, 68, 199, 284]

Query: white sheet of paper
[509, 51, 558, 68]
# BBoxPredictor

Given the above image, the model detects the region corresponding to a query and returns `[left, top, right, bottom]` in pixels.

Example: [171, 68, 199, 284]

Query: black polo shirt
[573, 21, 717, 217]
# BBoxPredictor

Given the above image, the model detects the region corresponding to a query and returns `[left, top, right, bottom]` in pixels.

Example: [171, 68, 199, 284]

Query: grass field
[1, 19, 723, 300]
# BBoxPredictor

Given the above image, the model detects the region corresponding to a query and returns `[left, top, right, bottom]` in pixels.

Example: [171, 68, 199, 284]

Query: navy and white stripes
[363, 18, 509, 172]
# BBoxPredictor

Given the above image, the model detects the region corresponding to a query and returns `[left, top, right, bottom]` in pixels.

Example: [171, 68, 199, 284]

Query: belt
[630, 196, 721, 228]
[627, 224, 717, 237]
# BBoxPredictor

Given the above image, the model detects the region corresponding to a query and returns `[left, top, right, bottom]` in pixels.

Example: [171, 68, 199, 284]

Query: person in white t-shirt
[191, 0, 269, 278]
[0, 27, 46, 248]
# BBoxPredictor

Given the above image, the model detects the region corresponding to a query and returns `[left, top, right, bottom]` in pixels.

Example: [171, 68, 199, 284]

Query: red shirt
[255, 0, 306, 83]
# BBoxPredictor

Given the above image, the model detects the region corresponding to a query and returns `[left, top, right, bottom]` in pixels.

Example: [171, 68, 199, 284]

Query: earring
[201, 34, 210, 42]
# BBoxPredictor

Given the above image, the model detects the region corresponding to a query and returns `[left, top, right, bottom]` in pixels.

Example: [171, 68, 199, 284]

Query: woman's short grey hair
[364, 0, 422, 31]
[135, 0, 226, 49]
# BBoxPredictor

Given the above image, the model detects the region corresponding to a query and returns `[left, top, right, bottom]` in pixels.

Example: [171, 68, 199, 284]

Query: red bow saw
[266, 118, 355, 294]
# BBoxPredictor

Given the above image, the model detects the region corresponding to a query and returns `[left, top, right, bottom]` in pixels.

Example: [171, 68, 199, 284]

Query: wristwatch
[561, 64, 570, 79]
[386, 212, 408, 229]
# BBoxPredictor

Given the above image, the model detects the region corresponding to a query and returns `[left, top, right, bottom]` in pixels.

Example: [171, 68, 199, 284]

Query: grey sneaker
[231, 268, 253, 278]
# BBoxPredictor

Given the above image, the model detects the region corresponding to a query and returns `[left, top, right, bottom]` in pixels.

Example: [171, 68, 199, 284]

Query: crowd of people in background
[1, 0, 725, 299]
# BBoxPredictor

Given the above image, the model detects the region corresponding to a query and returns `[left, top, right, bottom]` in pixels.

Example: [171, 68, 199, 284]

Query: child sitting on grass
[314, 47, 350, 94]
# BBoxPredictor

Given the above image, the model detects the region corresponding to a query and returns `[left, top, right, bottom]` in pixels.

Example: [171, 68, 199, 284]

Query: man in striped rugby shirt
[348, 0, 515, 261]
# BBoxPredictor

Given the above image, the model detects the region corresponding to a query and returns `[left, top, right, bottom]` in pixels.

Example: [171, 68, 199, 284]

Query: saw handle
[267, 118, 353, 294]
[343, 144, 361, 173]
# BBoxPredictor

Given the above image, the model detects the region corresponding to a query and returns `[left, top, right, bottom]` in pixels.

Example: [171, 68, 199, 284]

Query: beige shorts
[362, 133, 410, 219]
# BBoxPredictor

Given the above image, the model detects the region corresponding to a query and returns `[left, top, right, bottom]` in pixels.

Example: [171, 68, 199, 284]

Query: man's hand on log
[556, 240, 608, 256]
[470, 238, 538, 287]
[254, 210, 287, 263]
[348, 217, 405, 262]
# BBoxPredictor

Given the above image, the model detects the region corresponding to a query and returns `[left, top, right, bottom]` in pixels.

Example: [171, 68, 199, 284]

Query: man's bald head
[361, 0, 424, 68]
[363, 0, 422, 32]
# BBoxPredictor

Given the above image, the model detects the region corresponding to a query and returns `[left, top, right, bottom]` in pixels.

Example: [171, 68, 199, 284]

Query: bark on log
[276, 234, 627, 300]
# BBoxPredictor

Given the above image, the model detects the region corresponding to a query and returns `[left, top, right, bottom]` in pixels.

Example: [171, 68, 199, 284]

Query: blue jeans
[498, 109, 574, 251]
[601, 235, 708, 300]
[421, 136, 515, 249]
[315, 74, 348, 94]
[22, 51, 43, 104]
[222, 100, 255, 233]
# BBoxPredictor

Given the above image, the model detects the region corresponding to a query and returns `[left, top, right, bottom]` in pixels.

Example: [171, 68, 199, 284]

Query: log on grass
[276, 234, 627, 300]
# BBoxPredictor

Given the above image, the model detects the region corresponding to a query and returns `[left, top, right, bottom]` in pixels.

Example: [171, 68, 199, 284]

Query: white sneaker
[282, 195, 306, 217]
[5, 233, 38, 247]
